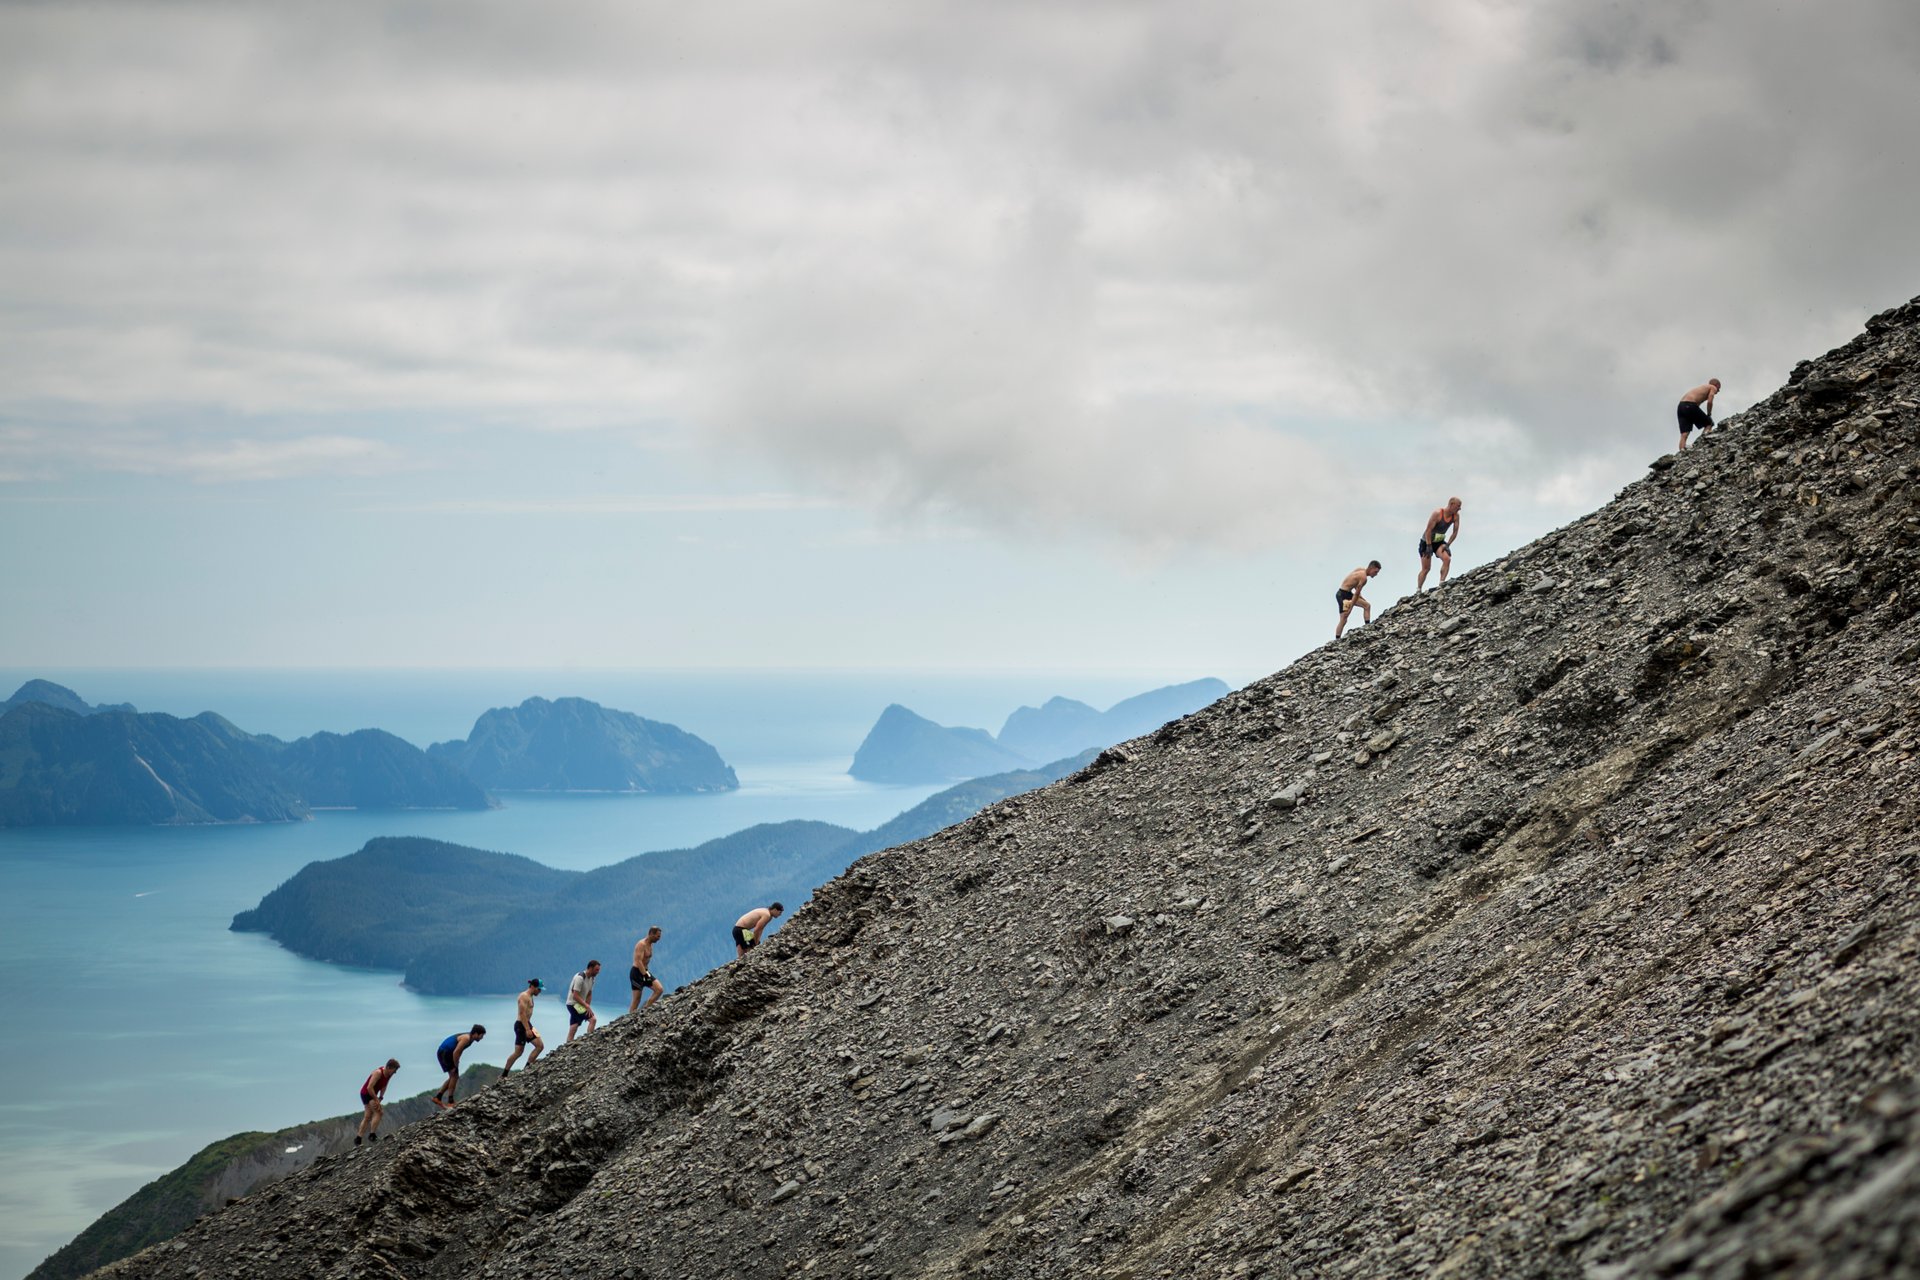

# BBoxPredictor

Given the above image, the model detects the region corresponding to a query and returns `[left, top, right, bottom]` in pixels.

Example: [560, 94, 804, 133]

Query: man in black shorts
[630, 926, 664, 1014]
[1335, 562, 1381, 640]
[1417, 497, 1463, 591]
[355, 1058, 399, 1145]
[1676, 378, 1720, 451]
[502, 977, 544, 1076]
[433, 1026, 484, 1108]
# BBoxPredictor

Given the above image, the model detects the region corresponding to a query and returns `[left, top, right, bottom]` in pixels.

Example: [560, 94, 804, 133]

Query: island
[427, 696, 738, 793]
[0, 683, 493, 827]
[233, 750, 1095, 994]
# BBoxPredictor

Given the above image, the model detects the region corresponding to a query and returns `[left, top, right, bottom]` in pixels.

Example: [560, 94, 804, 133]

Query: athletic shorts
[514, 1020, 535, 1047]
[568, 1003, 591, 1026]
[1419, 539, 1449, 558]
[1677, 401, 1713, 433]
[1336, 588, 1355, 613]
[732, 925, 757, 950]
[630, 965, 656, 990]
[360, 1089, 375, 1107]
[437, 1045, 457, 1075]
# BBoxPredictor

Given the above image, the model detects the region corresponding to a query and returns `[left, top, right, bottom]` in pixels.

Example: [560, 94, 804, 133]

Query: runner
[503, 978, 544, 1076]
[1676, 378, 1720, 451]
[1335, 562, 1382, 640]
[629, 926, 664, 1014]
[732, 903, 783, 959]
[432, 1025, 485, 1108]
[566, 960, 601, 1042]
[355, 1058, 400, 1145]
[1417, 497, 1464, 591]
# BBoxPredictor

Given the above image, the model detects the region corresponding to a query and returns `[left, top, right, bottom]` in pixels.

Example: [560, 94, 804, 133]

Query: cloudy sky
[3, 0, 1915, 678]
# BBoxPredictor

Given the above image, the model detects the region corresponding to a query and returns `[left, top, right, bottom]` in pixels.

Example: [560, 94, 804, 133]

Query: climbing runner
[1417, 498, 1464, 591]
[355, 1058, 400, 1145]
[503, 978, 544, 1076]
[566, 961, 601, 1042]
[1677, 378, 1720, 451]
[732, 903, 783, 959]
[433, 1026, 485, 1108]
[629, 926, 664, 1014]
[1335, 563, 1381, 640]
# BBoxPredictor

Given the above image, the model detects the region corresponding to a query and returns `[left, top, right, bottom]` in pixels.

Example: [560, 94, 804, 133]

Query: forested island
[0, 696, 487, 827]
[233, 751, 1095, 992]
[427, 695, 738, 793]
[0, 682, 740, 826]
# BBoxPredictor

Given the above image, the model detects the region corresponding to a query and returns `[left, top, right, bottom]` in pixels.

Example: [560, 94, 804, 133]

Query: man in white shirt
[566, 960, 601, 1042]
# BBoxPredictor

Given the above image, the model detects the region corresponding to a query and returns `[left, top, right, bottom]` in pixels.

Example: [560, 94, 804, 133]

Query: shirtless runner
[732, 903, 783, 959]
[1417, 497, 1463, 591]
[1335, 562, 1381, 640]
[355, 1058, 399, 1145]
[629, 926, 664, 1014]
[1676, 378, 1720, 451]
[502, 978, 544, 1076]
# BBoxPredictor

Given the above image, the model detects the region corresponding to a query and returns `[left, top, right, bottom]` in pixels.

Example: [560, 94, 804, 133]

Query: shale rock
[100, 294, 1920, 1280]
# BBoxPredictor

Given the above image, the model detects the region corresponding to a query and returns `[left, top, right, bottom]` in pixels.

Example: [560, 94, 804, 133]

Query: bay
[0, 667, 1170, 1279]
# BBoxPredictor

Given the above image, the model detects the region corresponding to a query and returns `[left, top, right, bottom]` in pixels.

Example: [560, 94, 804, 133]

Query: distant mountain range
[0, 682, 735, 827]
[428, 696, 738, 793]
[848, 677, 1230, 783]
[232, 750, 1096, 995]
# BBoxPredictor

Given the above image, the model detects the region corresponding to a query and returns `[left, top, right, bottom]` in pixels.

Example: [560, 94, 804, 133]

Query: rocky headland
[92, 297, 1920, 1279]
[426, 695, 738, 793]
[0, 698, 491, 826]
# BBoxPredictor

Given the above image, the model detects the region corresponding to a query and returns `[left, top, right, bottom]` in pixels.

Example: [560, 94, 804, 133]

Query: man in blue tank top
[432, 1024, 486, 1109]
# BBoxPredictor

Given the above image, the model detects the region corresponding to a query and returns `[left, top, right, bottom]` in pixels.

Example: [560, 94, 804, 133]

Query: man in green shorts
[732, 903, 783, 959]
[566, 960, 601, 1042]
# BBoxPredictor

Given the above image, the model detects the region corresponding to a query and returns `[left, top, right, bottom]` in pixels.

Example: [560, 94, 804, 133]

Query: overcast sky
[3, 0, 1915, 678]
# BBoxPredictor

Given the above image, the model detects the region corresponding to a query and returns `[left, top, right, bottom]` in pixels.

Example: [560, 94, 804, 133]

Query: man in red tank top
[356, 1059, 400, 1145]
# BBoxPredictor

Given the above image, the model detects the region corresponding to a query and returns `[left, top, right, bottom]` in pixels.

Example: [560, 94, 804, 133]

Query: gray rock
[107, 291, 1920, 1280]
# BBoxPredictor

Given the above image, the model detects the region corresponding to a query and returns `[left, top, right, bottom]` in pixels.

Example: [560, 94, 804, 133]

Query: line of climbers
[350, 902, 784, 1141]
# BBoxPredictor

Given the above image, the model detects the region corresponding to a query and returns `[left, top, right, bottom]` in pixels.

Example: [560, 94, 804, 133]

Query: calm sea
[0, 667, 1190, 1280]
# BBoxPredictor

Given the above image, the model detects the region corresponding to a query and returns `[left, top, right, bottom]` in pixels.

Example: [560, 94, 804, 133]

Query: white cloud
[2, 0, 1916, 542]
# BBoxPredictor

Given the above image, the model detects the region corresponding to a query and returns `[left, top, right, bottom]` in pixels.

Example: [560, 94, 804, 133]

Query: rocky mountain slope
[31, 1066, 502, 1280]
[99, 297, 1920, 1279]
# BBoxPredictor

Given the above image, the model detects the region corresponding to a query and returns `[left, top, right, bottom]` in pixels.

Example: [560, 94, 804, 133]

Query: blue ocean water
[0, 667, 1187, 1279]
